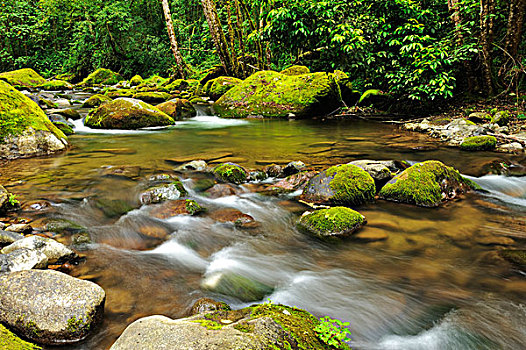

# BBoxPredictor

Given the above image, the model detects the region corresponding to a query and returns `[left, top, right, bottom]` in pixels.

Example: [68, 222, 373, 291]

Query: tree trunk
[161, 0, 189, 78]
[201, 0, 239, 76]
[504, 0, 526, 58]
[480, 0, 496, 95]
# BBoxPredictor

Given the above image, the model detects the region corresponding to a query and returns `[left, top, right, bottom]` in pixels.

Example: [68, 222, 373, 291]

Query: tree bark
[161, 0, 189, 78]
[504, 0, 526, 58]
[480, 0, 496, 95]
[201, 0, 239, 76]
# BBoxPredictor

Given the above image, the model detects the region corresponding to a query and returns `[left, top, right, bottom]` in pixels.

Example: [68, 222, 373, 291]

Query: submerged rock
[214, 70, 342, 118]
[0, 68, 46, 89]
[213, 163, 248, 184]
[81, 94, 112, 108]
[110, 303, 345, 350]
[208, 208, 258, 229]
[85, 98, 174, 129]
[150, 199, 205, 219]
[174, 160, 208, 172]
[1, 235, 77, 264]
[201, 271, 273, 302]
[0, 80, 68, 159]
[0, 270, 105, 345]
[297, 207, 366, 239]
[265, 171, 316, 194]
[300, 164, 376, 206]
[378, 160, 477, 207]
[460, 135, 497, 151]
[78, 68, 122, 86]
[140, 181, 187, 204]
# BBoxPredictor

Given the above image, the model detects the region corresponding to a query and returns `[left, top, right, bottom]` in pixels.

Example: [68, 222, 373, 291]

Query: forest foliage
[1, 0, 525, 103]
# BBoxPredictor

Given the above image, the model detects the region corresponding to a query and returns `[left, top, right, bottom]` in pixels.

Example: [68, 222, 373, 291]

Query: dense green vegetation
[1, 0, 525, 105]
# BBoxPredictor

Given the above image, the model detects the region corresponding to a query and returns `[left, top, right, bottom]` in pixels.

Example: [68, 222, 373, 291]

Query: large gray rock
[0, 270, 106, 345]
[0, 229, 24, 245]
[349, 160, 406, 184]
[110, 303, 342, 350]
[0, 248, 48, 272]
[1, 235, 76, 264]
[140, 181, 187, 205]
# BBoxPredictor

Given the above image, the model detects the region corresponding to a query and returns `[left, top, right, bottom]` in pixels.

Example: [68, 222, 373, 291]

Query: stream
[1, 91, 526, 349]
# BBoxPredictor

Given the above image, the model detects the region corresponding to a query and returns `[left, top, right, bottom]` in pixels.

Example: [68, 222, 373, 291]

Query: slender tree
[161, 0, 190, 78]
[480, 0, 496, 95]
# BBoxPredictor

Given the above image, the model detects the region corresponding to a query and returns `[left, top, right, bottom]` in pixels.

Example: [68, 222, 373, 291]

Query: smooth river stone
[0, 270, 105, 345]
[1, 235, 76, 264]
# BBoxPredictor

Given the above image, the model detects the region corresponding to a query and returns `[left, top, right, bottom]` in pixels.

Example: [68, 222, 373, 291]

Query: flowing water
[1, 99, 526, 349]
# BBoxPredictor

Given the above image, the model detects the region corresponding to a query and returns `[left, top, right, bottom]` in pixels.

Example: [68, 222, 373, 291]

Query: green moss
[53, 121, 74, 135]
[38, 80, 73, 90]
[132, 91, 171, 103]
[139, 75, 167, 88]
[280, 65, 310, 76]
[491, 111, 510, 126]
[85, 98, 174, 129]
[213, 163, 248, 184]
[78, 68, 122, 86]
[191, 320, 225, 330]
[233, 323, 254, 333]
[185, 199, 204, 215]
[0, 68, 46, 88]
[499, 250, 526, 267]
[379, 160, 475, 207]
[82, 94, 112, 108]
[106, 89, 135, 98]
[55, 73, 75, 82]
[162, 78, 189, 92]
[201, 76, 242, 100]
[129, 75, 143, 86]
[460, 136, 497, 151]
[298, 207, 365, 239]
[0, 80, 67, 142]
[0, 324, 41, 350]
[66, 316, 88, 333]
[214, 71, 342, 118]
[326, 164, 376, 205]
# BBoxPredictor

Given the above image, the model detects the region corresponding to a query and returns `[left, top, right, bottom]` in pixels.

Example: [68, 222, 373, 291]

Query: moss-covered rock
[38, 80, 73, 91]
[298, 207, 366, 239]
[213, 163, 248, 184]
[332, 70, 357, 105]
[0, 80, 68, 159]
[460, 136, 497, 151]
[78, 68, 122, 86]
[52, 121, 74, 135]
[0, 324, 41, 349]
[281, 65, 310, 76]
[498, 250, 526, 268]
[162, 78, 189, 92]
[150, 199, 205, 219]
[491, 111, 511, 126]
[129, 75, 143, 86]
[155, 98, 197, 120]
[202, 76, 242, 100]
[82, 94, 112, 108]
[202, 272, 273, 302]
[0, 68, 46, 89]
[110, 303, 350, 350]
[138, 75, 167, 88]
[39, 98, 58, 109]
[105, 89, 135, 99]
[214, 71, 342, 118]
[300, 164, 376, 206]
[140, 181, 187, 204]
[55, 73, 75, 82]
[55, 108, 81, 120]
[85, 98, 174, 129]
[378, 160, 476, 207]
[133, 92, 172, 104]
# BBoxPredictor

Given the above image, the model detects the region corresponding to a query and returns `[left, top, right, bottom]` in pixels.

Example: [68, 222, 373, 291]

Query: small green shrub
[314, 316, 352, 349]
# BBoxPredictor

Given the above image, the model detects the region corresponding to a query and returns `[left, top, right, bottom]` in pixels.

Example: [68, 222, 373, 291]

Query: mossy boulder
[281, 65, 310, 76]
[129, 75, 143, 86]
[162, 78, 189, 92]
[139, 75, 167, 88]
[0, 324, 41, 349]
[214, 71, 342, 118]
[52, 121, 74, 135]
[300, 164, 376, 206]
[82, 94, 112, 108]
[491, 111, 511, 126]
[106, 89, 135, 98]
[201, 272, 273, 301]
[140, 181, 187, 205]
[213, 163, 248, 184]
[55, 73, 75, 82]
[84, 98, 174, 129]
[155, 98, 197, 120]
[298, 207, 366, 239]
[38, 80, 73, 91]
[132, 91, 171, 104]
[78, 68, 122, 86]
[0, 68, 46, 89]
[332, 70, 357, 105]
[110, 303, 349, 350]
[0, 80, 68, 159]
[202, 76, 242, 100]
[460, 136, 497, 151]
[378, 160, 476, 207]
